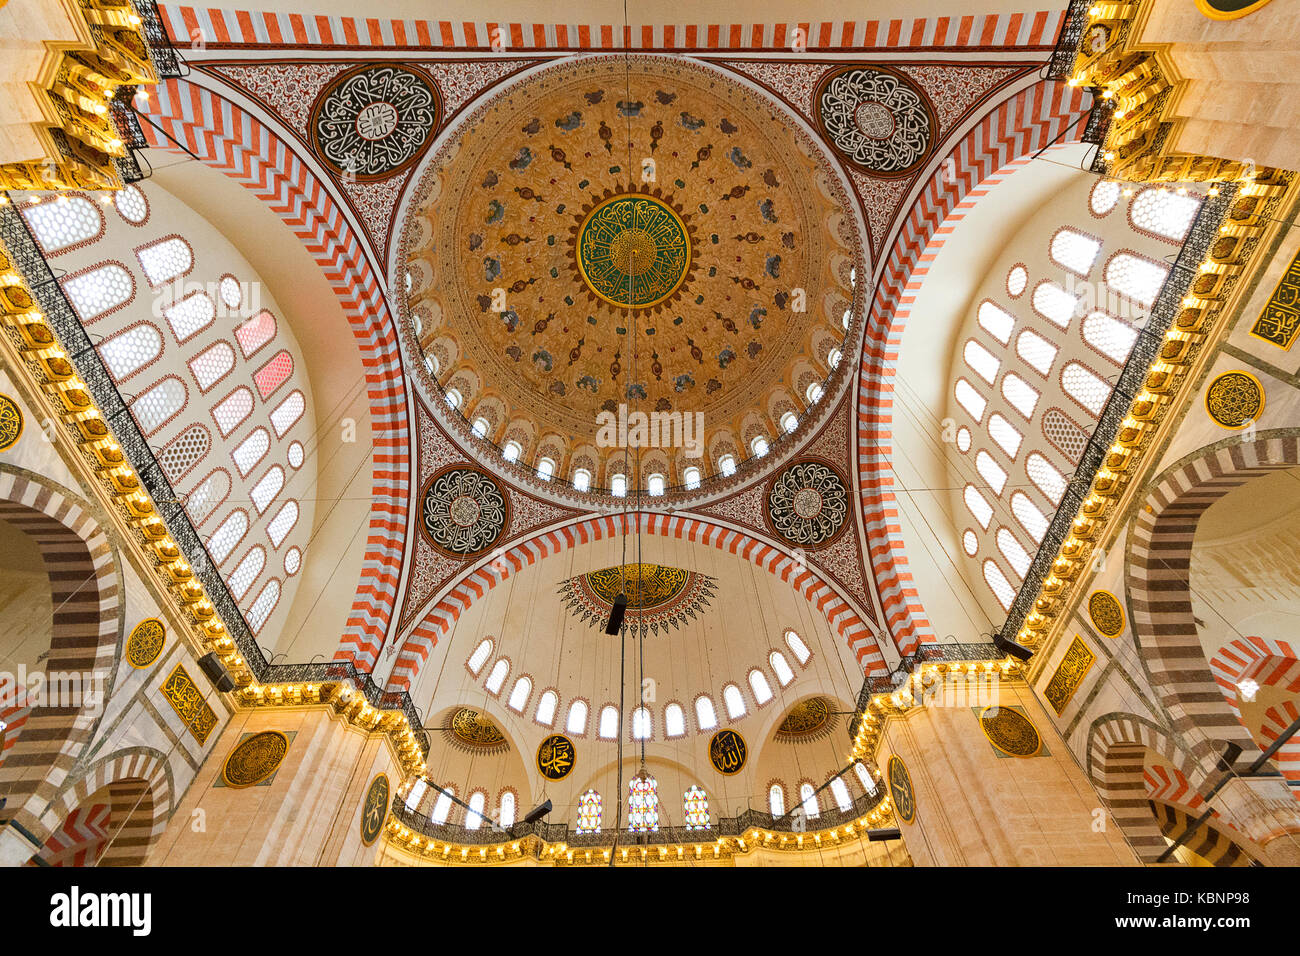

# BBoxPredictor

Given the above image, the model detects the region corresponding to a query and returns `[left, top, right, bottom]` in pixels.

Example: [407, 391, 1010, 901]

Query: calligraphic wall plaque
[887, 754, 916, 824]
[537, 733, 576, 781]
[708, 729, 747, 775]
[1044, 636, 1096, 716]
[360, 774, 390, 846]
[161, 663, 218, 745]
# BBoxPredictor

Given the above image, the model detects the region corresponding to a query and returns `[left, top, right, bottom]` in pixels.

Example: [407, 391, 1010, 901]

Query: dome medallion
[572, 190, 694, 310]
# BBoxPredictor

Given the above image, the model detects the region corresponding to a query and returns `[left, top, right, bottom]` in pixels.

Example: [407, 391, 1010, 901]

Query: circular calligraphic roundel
[978, 706, 1042, 758]
[0, 394, 24, 451]
[125, 618, 165, 669]
[815, 66, 935, 177]
[1087, 590, 1125, 638]
[708, 729, 748, 775]
[537, 733, 576, 781]
[573, 192, 693, 310]
[221, 731, 290, 789]
[450, 707, 506, 749]
[776, 697, 833, 741]
[1205, 370, 1264, 429]
[311, 65, 440, 180]
[418, 465, 510, 558]
[887, 754, 916, 824]
[767, 459, 850, 549]
[360, 773, 390, 846]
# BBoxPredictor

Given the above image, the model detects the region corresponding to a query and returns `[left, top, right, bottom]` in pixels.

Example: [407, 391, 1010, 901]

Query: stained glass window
[64, 263, 133, 322]
[627, 775, 660, 833]
[232, 428, 270, 477]
[249, 466, 284, 514]
[718, 455, 736, 477]
[163, 292, 215, 343]
[1082, 311, 1139, 365]
[1130, 188, 1199, 242]
[632, 706, 651, 740]
[576, 790, 602, 834]
[136, 237, 192, 287]
[1062, 362, 1111, 417]
[189, 341, 235, 392]
[235, 310, 276, 358]
[683, 467, 700, 490]
[610, 473, 627, 497]
[213, 387, 254, 437]
[1026, 453, 1067, 505]
[1001, 373, 1040, 421]
[684, 785, 710, 830]
[780, 411, 798, 434]
[965, 484, 993, 529]
[1105, 252, 1167, 309]
[1090, 179, 1120, 216]
[23, 196, 101, 254]
[963, 530, 978, 556]
[218, 276, 242, 310]
[186, 470, 229, 526]
[1042, 409, 1089, 462]
[159, 425, 210, 480]
[270, 390, 305, 438]
[1049, 229, 1102, 277]
[113, 185, 148, 223]
[254, 350, 293, 399]
[101, 324, 162, 381]
[988, 413, 1024, 459]
[266, 500, 298, 548]
[854, 762, 877, 795]
[1011, 491, 1049, 543]
[573, 468, 591, 492]
[430, 786, 455, 824]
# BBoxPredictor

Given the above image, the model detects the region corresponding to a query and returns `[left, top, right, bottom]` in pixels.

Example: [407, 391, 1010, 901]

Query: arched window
[723, 683, 746, 719]
[485, 658, 509, 694]
[1032, 281, 1078, 329]
[718, 454, 736, 477]
[598, 704, 619, 739]
[1011, 491, 1049, 543]
[963, 339, 1000, 385]
[131, 376, 186, 434]
[829, 777, 852, 812]
[1130, 187, 1199, 242]
[631, 706, 651, 740]
[842, 307, 852, 329]
[1042, 409, 1088, 463]
[163, 292, 216, 343]
[769, 784, 786, 817]
[751, 435, 769, 458]
[683, 466, 701, 490]
[254, 350, 293, 399]
[983, 559, 1016, 610]
[1090, 179, 1121, 216]
[695, 695, 718, 731]
[828, 347, 842, 368]
[988, 413, 1023, 459]
[535, 690, 558, 726]
[769, 651, 795, 686]
[498, 792, 517, 828]
[228, 546, 265, 600]
[977, 300, 1015, 344]
[1001, 373, 1040, 421]
[1026, 453, 1067, 505]
[270, 391, 305, 438]
[1015, 329, 1058, 377]
[975, 451, 1007, 496]
[246, 579, 280, 633]
[853, 762, 877, 795]
[1049, 229, 1102, 277]
[748, 669, 773, 704]
[576, 790, 602, 834]
[465, 790, 487, 829]
[186, 470, 230, 526]
[467, 640, 493, 675]
[684, 785, 710, 830]
[1062, 362, 1110, 417]
[536, 457, 555, 481]
[234, 310, 276, 358]
[954, 378, 987, 422]
[445, 388, 462, 409]
[403, 778, 428, 813]
[1081, 311, 1139, 365]
[101, 324, 162, 381]
[63, 263, 133, 321]
[572, 467, 591, 492]
[158, 424, 210, 480]
[1105, 252, 1167, 308]
[424, 353, 439, 378]
[964, 484, 993, 529]
[430, 786, 455, 825]
[23, 195, 101, 254]
[627, 775, 660, 833]
[647, 473, 665, 496]
[502, 441, 521, 462]
[113, 185, 148, 223]
[136, 236, 192, 287]
[780, 411, 798, 434]
[567, 699, 589, 735]
[609, 473, 626, 497]
[266, 500, 299, 548]
[805, 382, 824, 404]
[208, 511, 248, 565]
[250, 466, 284, 514]
[507, 676, 532, 712]
[232, 428, 270, 477]
[785, 630, 811, 665]
[664, 702, 686, 738]
[471, 416, 489, 438]
[997, 527, 1032, 579]
[212, 387, 254, 437]
[189, 341, 235, 392]
[799, 783, 820, 820]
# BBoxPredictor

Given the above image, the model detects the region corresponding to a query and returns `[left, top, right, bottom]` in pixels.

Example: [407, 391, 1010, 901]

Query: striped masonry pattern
[1144, 763, 1208, 811]
[1148, 800, 1251, 867]
[33, 748, 172, 866]
[386, 512, 886, 692]
[1261, 700, 1300, 794]
[158, 6, 1067, 51]
[140, 81, 411, 669]
[854, 81, 1090, 657]
[1210, 635, 1300, 795]
[0, 472, 119, 839]
[1127, 436, 1300, 769]
[33, 802, 110, 867]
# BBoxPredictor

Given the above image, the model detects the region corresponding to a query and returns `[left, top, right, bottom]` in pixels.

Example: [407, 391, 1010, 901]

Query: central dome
[399, 55, 862, 497]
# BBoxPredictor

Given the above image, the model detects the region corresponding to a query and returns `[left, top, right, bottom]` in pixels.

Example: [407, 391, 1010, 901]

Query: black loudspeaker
[1217, 741, 1243, 774]
[197, 652, 236, 693]
[867, 828, 902, 842]
[523, 799, 552, 825]
[604, 593, 628, 635]
[992, 633, 1034, 662]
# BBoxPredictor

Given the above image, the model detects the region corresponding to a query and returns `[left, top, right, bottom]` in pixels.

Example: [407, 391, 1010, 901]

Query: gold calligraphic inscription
[537, 733, 576, 781]
[887, 755, 916, 824]
[558, 563, 717, 635]
[586, 563, 689, 608]
[125, 618, 166, 669]
[979, 706, 1043, 758]
[450, 707, 505, 747]
[1044, 636, 1096, 716]
[221, 731, 290, 788]
[708, 729, 747, 775]
[0, 394, 23, 451]
[1205, 370, 1264, 429]
[360, 774, 390, 846]
[1087, 590, 1125, 638]
[776, 697, 832, 741]
[576, 194, 691, 309]
[1251, 247, 1300, 350]
[161, 664, 218, 745]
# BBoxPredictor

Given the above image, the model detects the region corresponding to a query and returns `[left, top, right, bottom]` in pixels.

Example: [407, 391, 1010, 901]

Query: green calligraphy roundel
[576, 194, 690, 309]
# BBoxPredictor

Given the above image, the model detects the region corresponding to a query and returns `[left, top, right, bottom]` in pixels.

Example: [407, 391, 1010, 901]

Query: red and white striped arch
[855, 80, 1091, 658]
[140, 80, 410, 668]
[1210, 635, 1300, 796]
[158, 6, 1066, 52]
[386, 512, 886, 693]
